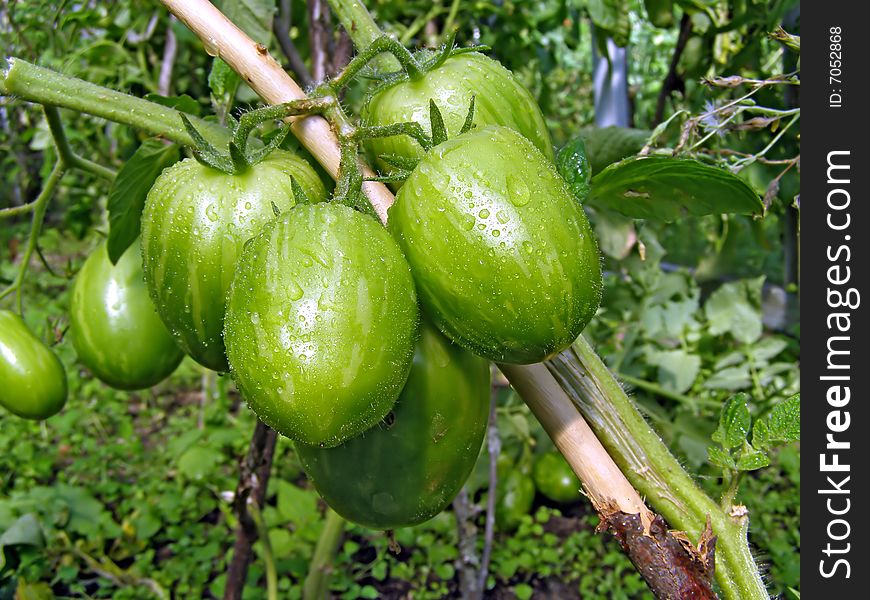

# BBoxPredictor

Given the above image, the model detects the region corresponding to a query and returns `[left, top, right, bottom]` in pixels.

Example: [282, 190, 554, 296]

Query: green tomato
[362, 52, 554, 173]
[295, 322, 489, 529]
[0, 310, 67, 420]
[69, 239, 184, 390]
[141, 150, 328, 372]
[389, 126, 602, 364]
[496, 456, 536, 531]
[224, 203, 419, 447]
[532, 451, 582, 504]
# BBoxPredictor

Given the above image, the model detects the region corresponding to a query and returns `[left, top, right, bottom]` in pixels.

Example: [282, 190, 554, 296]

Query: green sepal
[459, 96, 476, 135]
[428, 100, 448, 147]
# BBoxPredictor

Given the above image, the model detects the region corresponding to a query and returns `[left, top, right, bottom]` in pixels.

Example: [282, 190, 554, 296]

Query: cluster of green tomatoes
[0, 39, 602, 529]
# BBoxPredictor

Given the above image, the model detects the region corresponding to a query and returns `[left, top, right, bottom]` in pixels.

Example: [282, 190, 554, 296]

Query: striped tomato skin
[69, 239, 183, 390]
[224, 203, 419, 448]
[141, 151, 328, 372]
[0, 310, 67, 420]
[362, 52, 554, 175]
[389, 126, 602, 365]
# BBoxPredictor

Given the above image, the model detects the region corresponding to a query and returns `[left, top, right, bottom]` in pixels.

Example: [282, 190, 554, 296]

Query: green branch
[327, 0, 399, 72]
[2, 58, 229, 148]
[303, 509, 346, 600]
[547, 336, 768, 600]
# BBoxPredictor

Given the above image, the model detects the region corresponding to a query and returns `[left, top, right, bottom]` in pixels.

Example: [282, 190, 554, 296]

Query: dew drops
[507, 175, 531, 207]
[478, 208, 490, 219]
[287, 281, 304, 301]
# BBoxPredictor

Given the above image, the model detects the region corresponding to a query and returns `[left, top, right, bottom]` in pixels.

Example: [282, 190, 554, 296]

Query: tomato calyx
[179, 97, 330, 175]
[358, 97, 477, 185]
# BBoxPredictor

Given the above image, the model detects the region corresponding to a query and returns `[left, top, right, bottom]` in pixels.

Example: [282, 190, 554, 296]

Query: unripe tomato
[0, 310, 67, 420]
[389, 126, 602, 364]
[362, 52, 554, 173]
[496, 456, 536, 531]
[295, 322, 489, 529]
[69, 240, 184, 390]
[532, 451, 582, 504]
[224, 203, 419, 447]
[141, 150, 328, 372]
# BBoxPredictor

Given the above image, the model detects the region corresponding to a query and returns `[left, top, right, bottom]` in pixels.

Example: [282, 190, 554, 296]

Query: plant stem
[248, 500, 278, 600]
[0, 162, 64, 313]
[2, 58, 229, 148]
[43, 106, 117, 180]
[327, 0, 400, 71]
[547, 336, 768, 600]
[302, 508, 346, 600]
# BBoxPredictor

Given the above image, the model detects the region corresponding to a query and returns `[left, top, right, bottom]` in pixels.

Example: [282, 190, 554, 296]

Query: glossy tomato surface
[70, 240, 184, 390]
[362, 52, 554, 173]
[532, 451, 582, 504]
[0, 310, 67, 420]
[141, 150, 328, 372]
[389, 126, 602, 364]
[295, 322, 490, 529]
[224, 203, 419, 447]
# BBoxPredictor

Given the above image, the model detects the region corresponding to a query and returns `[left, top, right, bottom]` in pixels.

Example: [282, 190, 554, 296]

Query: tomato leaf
[588, 156, 764, 220]
[579, 126, 650, 175]
[735, 445, 770, 471]
[107, 139, 180, 264]
[217, 0, 275, 44]
[556, 136, 592, 202]
[712, 393, 751, 450]
[767, 393, 800, 443]
[143, 93, 202, 116]
[706, 446, 735, 470]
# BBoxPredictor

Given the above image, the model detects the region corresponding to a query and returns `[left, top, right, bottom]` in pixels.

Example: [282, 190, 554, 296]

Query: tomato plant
[362, 52, 554, 173]
[141, 150, 328, 372]
[295, 322, 489, 529]
[69, 239, 184, 390]
[389, 125, 602, 364]
[224, 202, 419, 447]
[0, 310, 67, 420]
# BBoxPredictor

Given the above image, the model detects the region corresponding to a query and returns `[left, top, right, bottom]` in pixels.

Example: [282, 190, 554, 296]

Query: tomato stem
[548, 336, 769, 600]
[302, 508, 346, 600]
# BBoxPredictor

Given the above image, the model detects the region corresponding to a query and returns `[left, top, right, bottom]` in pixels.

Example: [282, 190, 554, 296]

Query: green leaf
[704, 365, 751, 391]
[209, 59, 241, 103]
[587, 0, 631, 46]
[0, 514, 44, 549]
[143, 93, 202, 116]
[752, 418, 770, 451]
[589, 156, 763, 221]
[644, 0, 674, 28]
[557, 136, 592, 203]
[645, 348, 701, 394]
[736, 444, 770, 471]
[217, 0, 275, 44]
[767, 394, 800, 443]
[107, 139, 180, 264]
[176, 446, 222, 480]
[580, 126, 650, 175]
[514, 583, 534, 600]
[712, 394, 751, 449]
[707, 445, 736, 469]
[591, 209, 636, 260]
[704, 279, 764, 344]
[275, 480, 317, 525]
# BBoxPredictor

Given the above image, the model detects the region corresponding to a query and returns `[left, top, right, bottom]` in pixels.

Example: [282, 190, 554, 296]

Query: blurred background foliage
[1, 0, 799, 598]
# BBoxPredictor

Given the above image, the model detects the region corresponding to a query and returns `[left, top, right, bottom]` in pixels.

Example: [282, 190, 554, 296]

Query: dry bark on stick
[223, 421, 278, 600]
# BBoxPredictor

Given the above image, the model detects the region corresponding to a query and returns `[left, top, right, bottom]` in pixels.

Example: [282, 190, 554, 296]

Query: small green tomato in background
[389, 125, 602, 364]
[224, 203, 419, 448]
[141, 150, 327, 372]
[296, 322, 490, 529]
[533, 451, 582, 504]
[69, 239, 184, 390]
[0, 310, 67, 420]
